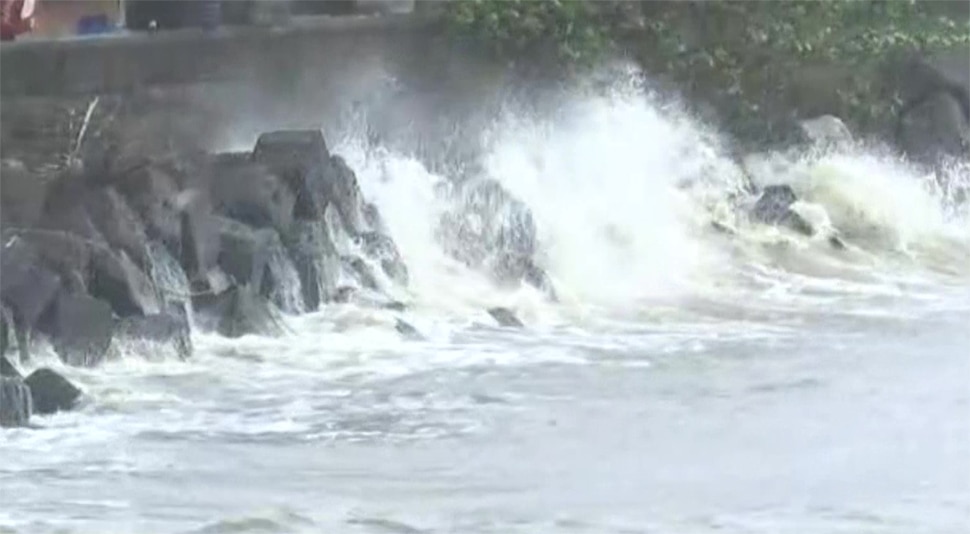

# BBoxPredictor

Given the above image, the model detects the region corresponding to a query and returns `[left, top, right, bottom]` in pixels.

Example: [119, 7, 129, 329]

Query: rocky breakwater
[1, 127, 407, 428]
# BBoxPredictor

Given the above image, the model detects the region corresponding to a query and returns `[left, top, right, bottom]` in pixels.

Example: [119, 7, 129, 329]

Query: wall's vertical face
[28, 0, 121, 39]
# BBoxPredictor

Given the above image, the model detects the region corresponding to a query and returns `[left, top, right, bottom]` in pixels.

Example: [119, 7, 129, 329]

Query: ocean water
[2, 72, 969, 534]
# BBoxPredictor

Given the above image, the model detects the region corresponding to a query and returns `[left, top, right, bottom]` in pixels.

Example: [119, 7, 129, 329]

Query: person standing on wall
[0, 0, 35, 41]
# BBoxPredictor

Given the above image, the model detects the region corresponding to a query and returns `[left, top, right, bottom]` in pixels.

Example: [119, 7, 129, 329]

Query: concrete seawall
[0, 13, 441, 98]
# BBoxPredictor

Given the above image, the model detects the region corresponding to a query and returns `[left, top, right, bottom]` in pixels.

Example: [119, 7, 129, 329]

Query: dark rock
[898, 91, 969, 162]
[0, 160, 49, 228]
[1, 355, 20, 378]
[1, 236, 62, 331]
[37, 292, 115, 367]
[115, 308, 192, 360]
[394, 318, 423, 340]
[114, 165, 182, 253]
[215, 217, 275, 289]
[283, 220, 340, 310]
[178, 190, 220, 284]
[522, 263, 558, 302]
[438, 178, 540, 286]
[252, 130, 331, 220]
[41, 171, 106, 242]
[0, 377, 32, 427]
[487, 307, 524, 328]
[750, 185, 814, 236]
[327, 155, 367, 236]
[215, 218, 301, 312]
[828, 234, 847, 250]
[334, 286, 356, 303]
[358, 231, 409, 286]
[798, 115, 853, 148]
[24, 368, 82, 415]
[24, 230, 92, 293]
[341, 255, 380, 291]
[383, 301, 407, 312]
[83, 187, 150, 268]
[89, 248, 161, 317]
[211, 152, 296, 233]
[194, 285, 284, 338]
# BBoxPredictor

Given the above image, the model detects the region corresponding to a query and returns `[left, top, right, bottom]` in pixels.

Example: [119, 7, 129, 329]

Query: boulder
[0, 160, 50, 228]
[437, 178, 541, 286]
[25, 230, 93, 293]
[798, 115, 854, 148]
[210, 152, 296, 233]
[327, 155, 368, 236]
[750, 185, 813, 236]
[1, 355, 20, 378]
[215, 218, 301, 311]
[358, 231, 409, 286]
[252, 130, 331, 220]
[283, 220, 341, 310]
[1, 236, 62, 332]
[114, 165, 183, 252]
[83, 187, 150, 268]
[171, 190, 213, 271]
[24, 368, 82, 415]
[37, 292, 115, 367]
[40, 171, 104, 242]
[394, 318, 423, 340]
[115, 308, 192, 360]
[522, 263, 558, 302]
[89, 248, 161, 317]
[886, 49, 970, 161]
[194, 285, 285, 338]
[0, 376, 32, 427]
[216, 217, 275, 289]
[898, 91, 969, 162]
[487, 307, 524, 328]
[341, 255, 381, 291]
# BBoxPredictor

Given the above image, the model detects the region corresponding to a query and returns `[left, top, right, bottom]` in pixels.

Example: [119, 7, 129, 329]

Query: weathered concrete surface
[0, 14, 439, 98]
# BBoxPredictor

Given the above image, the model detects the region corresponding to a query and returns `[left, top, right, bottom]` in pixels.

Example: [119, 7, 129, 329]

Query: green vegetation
[444, 0, 970, 140]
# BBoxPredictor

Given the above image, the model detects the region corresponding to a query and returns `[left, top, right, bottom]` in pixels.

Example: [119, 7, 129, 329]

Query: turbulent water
[3, 70, 969, 534]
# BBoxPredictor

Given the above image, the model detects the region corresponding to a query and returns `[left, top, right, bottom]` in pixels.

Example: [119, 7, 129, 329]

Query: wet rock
[114, 165, 182, 253]
[215, 218, 301, 312]
[211, 152, 296, 233]
[1, 355, 20, 378]
[37, 292, 115, 367]
[283, 220, 340, 310]
[898, 91, 969, 162]
[89, 248, 161, 317]
[358, 231, 409, 286]
[83, 187, 150, 268]
[383, 301, 407, 312]
[888, 49, 970, 162]
[178, 190, 220, 282]
[24, 368, 82, 415]
[522, 263, 558, 302]
[750, 185, 813, 236]
[799, 115, 853, 148]
[334, 285, 356, 303]
[487, 307, 524, 328]
[327, 155, 368, 236]
[394, 318, 423, 340]
[115, 308, 192, 360]
[0, 376, 32, 427]
[253, 130, 330, 220]
[0, 160, 49, 228]
[215, 217, 275, 289]
[1, 236, 62, 332]
[341, 255, 381, 291]
[194, 285, 284, 338]
[438, 178, 541, 288]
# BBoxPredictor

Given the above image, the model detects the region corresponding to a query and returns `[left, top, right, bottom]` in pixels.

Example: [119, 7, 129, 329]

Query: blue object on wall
[76, 14, 112, 36]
